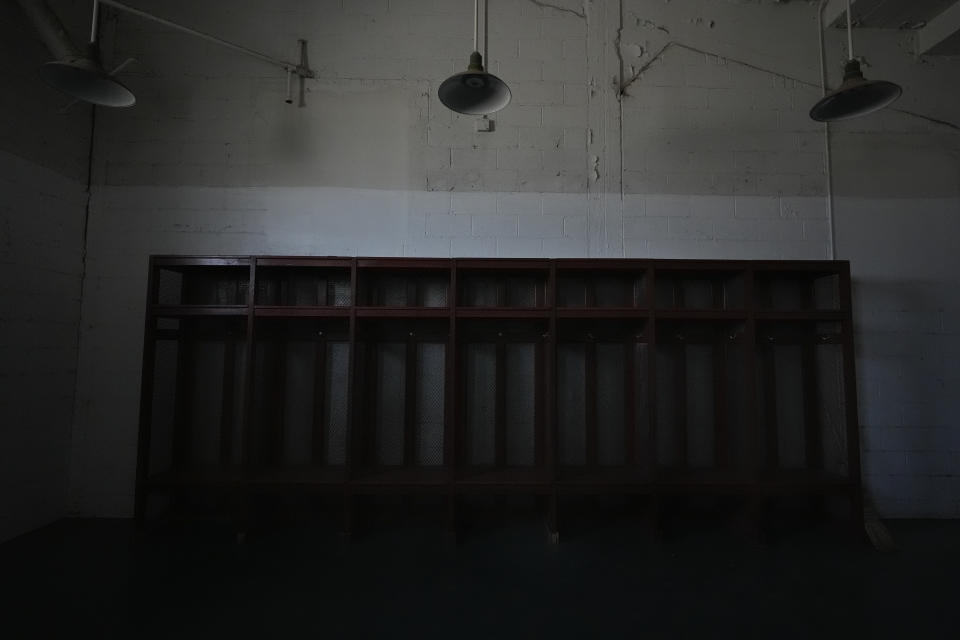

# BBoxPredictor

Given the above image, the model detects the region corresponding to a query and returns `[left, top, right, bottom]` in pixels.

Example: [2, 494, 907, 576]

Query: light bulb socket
[468, 51, 484, 72]
[842, 59, 865, 83]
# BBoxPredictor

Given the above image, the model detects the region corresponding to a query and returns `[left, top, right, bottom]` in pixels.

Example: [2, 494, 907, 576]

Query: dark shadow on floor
[1, 516, 957, 639]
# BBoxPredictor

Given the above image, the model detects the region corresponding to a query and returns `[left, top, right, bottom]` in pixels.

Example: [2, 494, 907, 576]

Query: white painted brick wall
[0, 151, 86, 542]
[838, 197, 960, 518]
[21, 0, 953, 518]
[0, 0, 92, 181]
[472, 213, 518, 237]
[0, 1, 91, 542]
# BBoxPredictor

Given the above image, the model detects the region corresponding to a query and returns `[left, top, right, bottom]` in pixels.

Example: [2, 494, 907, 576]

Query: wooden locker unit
[135, 256, 863, 539]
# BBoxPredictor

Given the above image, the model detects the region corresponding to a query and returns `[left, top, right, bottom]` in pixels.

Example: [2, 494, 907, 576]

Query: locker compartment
[353, 319, 449, 472]
[756, 270, 841, 311]
[458, 319, 547, 478]
[556, 318, 650, 481]
[655, 320, 751, 473]
[148, 316, 247, 479]
[156, 264, 250, 306]
[655, 269, 746, 310]
[458, 269, 549, 308]
[358, 268, 448, 307]
[557, 269, 647, 308]
[756, 321, 849, 478]
[255, 266, 351, 307]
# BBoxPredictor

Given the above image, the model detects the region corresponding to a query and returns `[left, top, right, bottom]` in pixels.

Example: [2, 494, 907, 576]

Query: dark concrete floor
[1, 511, 957, 639]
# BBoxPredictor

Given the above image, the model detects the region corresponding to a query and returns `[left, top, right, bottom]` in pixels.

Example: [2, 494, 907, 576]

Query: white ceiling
[833, 0, 956, 29]
[926, 26, 960, 53]
[827, 0, 960, 54]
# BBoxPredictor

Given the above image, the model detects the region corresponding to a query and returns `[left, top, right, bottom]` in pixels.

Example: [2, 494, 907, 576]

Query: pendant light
[810, 0, 902, 122]
[27, 0, 315, 109]
[438, 0, 511, 115]
[17, 0, 135, 107]
[40, 50, 136, 108]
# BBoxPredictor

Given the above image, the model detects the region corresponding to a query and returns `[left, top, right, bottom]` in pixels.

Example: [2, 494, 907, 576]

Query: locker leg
[850, 488, 868, 545]
[546, 491, 559, 544]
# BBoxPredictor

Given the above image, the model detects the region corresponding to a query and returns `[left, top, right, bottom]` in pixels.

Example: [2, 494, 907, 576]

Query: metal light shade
[810, 59, 901, 122]
[39, 57, 135, 107]
[438, 51, 511, 115]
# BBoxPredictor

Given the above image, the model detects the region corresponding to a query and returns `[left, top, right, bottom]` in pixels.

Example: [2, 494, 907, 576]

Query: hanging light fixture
[438, 0, 511, 115]
[810, 0, 902, 122]
[17, 0, 135, 107]
[40, 50, 136, 108]
[22, 0, 315, 108]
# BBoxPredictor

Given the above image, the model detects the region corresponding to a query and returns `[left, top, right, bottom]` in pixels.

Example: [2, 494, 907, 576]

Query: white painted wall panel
[47, 0, 960, 517]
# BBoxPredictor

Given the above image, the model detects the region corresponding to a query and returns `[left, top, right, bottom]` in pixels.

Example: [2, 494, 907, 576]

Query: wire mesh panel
[505, 343, 536, 466]
[598, 279, 626, 307]
[156, 266, 249, 305]
[557, 344, 586, 466]
[556, 275, 588, 308]
[812, 276, 841, 311]
[557, 271, 647, 308]
[149, 338, 178, 475]
[773, 345, 806, 470]
[755, 322, 849, 475]
[255, 267, 351, 306]
[280, 339, 315, 466]
[756, 272, 841, 311]
[359, 270, 449, 307]
[816, 343, 848, 476]
[462, 276, 499, 307]
[458, 272, 548, 307]
[415, 343, 446, 466]
[325, 342, 350, 465]
[557, 323, 648, 473]
[631, 342, 651, 466]
[252, 338, 282, 467]
[374, 343, 406, 466]
[684, 280, 718, 309]
[156, 270, 183, 306]
[685, 344, 715, 469]
[149, 318, 246, 476]
[505, 276, 543, 307]
[188, 339, 227, 466]
[461, 322, 544, 471]
[420, 277, 449, 307]
[252, 319, 349, 470]
[289, 275, 319, 307]
[252, 330, 292, 467]
[759, 277, 809, 311]
[597, 275, 644, 307]
[252, 341, 271, 466]
[375, 276, 409, 307]
[596, 344, 626, 466]
[656, 322, 748, 471]
[725, 343, 751, 470]
[356, 321, 447, 470]
[655, 272, 745, 310]
[655, 344, 679, 468]
[464, 343, 496, 465]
